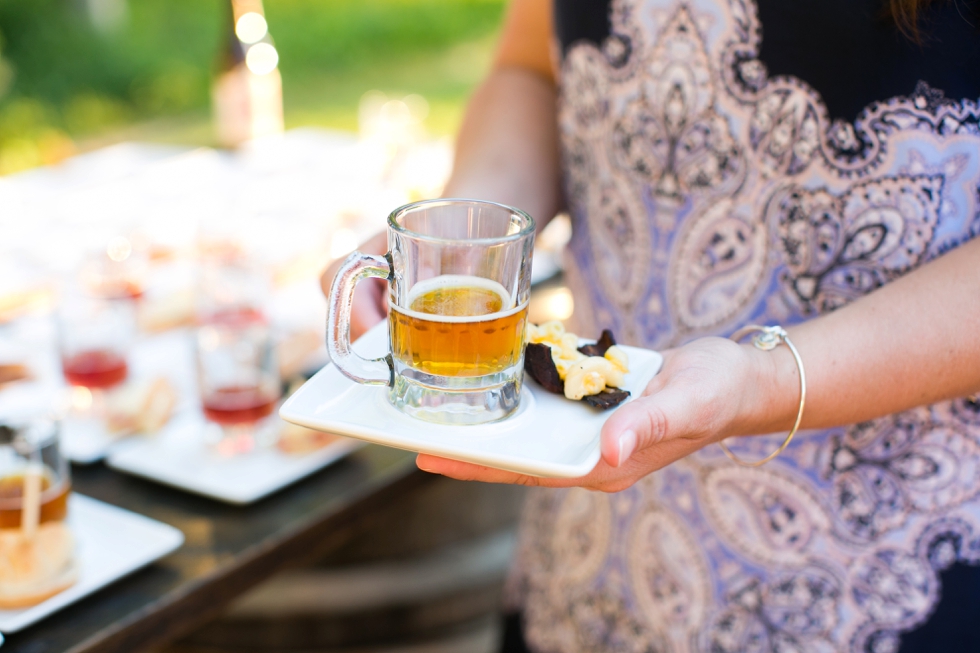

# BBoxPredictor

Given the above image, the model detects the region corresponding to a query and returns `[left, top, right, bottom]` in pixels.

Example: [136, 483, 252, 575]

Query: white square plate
[279, 321, 663, 478]
[58, 330, 198, 465]
[0, 494, 184, 633]
[106, 414, 363, 504]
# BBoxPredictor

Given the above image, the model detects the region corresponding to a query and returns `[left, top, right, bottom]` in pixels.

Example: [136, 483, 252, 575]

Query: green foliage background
[0, 0, 505, 173]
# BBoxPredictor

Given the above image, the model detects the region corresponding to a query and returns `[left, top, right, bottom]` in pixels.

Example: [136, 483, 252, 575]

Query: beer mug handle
[327, 251, 394, 386]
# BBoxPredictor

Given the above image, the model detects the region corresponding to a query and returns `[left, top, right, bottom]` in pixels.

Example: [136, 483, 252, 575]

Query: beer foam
[395, 275, 524, 324]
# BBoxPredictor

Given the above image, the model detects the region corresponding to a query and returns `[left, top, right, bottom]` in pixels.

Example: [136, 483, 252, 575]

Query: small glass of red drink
[195, 306, 280, 455]
[78, 235, 147, 302]
[58, 290, 135, 394]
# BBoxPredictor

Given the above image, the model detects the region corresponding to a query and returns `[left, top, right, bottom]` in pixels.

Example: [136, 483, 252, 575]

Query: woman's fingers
[350, 278, 388, 340]
[599, 381, 697, 467]
[320, 231, 389, 340]
[416, 442, 701, 493]
[417, 454, 548, 486]
[639, 349, 674, 397]
[415, 454, 617, 489]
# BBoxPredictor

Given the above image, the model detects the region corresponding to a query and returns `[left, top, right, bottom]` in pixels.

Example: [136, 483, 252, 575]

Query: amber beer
[0, 471, 70, 529]
[390, 276, 527, 377]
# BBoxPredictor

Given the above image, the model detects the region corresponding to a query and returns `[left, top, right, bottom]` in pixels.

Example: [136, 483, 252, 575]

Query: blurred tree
[0, 0, 504, 172]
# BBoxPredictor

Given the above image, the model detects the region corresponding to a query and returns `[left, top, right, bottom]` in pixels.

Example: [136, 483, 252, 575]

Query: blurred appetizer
[0, 471, 76, 608]
[0, 364, 30, 388]
[137, 290, 196, 333]
[0, 522, 76, 608]
[105, 377, 178, 436]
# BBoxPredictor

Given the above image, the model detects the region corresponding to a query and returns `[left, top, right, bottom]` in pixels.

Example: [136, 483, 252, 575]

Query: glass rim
[0, 419, 60, 453]
[386, 198, 536, 245]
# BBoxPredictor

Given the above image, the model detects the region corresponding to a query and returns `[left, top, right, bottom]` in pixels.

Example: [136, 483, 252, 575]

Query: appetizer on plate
[0, 469, 76, 608]
[105, 377, 178, 437]
[524, 321, 632, 409]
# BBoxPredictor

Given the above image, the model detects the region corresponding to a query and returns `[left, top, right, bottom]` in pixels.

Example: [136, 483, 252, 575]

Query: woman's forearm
[443, 66, 563, 230]
[749, 237, 980, 435]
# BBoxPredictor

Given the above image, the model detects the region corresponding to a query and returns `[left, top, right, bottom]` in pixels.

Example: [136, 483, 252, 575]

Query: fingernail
[616, 430, 637, 467]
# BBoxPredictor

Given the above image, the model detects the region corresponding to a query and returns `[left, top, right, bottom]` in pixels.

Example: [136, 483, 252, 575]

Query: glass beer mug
[327, 199, 535, 425]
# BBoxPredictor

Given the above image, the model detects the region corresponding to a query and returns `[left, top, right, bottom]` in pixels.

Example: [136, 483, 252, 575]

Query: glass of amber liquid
[0, 418, 70, 530]
[328, 199, 535, 425]
[195, 306, 280, 453]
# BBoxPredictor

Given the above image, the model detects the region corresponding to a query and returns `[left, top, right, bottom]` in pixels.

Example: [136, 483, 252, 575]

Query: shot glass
[195, 309, 280, 455]
[0, 418, 70, 532]
[58, 290, 134, 395]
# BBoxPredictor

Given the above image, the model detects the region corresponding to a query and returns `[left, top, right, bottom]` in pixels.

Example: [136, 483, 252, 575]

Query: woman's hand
[416, 337, 796, 492]
[320, 231, 388, 341]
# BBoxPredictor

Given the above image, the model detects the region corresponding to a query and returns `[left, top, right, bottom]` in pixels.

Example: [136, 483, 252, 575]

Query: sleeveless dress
[506, 0, 980, 651]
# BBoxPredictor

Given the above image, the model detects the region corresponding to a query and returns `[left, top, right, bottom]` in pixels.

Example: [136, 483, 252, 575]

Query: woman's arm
[320, 0, 560, 338]
[445, 0, 562, 225]
[418, 236, 980, 492]
[763, 234, 980, 431]
[444, 69, 561, 227]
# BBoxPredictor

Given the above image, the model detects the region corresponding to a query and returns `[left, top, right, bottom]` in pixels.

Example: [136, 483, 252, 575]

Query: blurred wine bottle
[212, 0, 284, 148]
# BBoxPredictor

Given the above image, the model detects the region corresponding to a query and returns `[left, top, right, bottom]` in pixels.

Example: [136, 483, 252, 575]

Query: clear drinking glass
[328, 199, 535, 425]
[197, 259, 270, 326]
[0, 418, 70, 531]
[196, 310, 280, 454]
[58, 290, 135, 391]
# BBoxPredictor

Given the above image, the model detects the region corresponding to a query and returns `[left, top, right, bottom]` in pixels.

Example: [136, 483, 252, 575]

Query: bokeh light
[235, 12, 269, 44]
[245, 43, 279, 76]
[106, 236, 132, 262]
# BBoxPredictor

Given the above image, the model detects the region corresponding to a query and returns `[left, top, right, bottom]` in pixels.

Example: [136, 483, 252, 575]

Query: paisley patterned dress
[507, 0, 980, 651]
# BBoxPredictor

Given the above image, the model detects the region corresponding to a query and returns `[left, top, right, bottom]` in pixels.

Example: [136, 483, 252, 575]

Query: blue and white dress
[508, 0, 980, 650]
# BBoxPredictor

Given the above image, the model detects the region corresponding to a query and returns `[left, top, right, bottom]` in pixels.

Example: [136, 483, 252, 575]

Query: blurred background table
[1, 446, 428, 653]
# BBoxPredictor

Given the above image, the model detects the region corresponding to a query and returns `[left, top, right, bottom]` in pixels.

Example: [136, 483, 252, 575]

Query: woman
[325, 0, 980, 649]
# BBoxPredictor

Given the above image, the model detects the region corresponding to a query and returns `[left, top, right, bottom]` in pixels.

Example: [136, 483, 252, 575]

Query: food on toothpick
[0, 468, 76, 608]
[524, 321, 631, 409]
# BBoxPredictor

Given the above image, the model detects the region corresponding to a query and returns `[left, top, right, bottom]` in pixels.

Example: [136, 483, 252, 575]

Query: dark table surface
[1, 444, 427, 653]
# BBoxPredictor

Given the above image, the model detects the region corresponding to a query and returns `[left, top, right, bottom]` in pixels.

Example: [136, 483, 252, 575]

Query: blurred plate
[106, 416, 362, 504]
[60, 330, 197, 465]
[0, 494, 183, 633]
[279, 321, 663, 478]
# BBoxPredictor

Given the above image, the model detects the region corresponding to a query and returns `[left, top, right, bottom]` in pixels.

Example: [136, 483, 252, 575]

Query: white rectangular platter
[106, 413, 363, 504]
[0, 494, 184, 633]
[61, 330, 198, 465]
[279, 321, 663, 479]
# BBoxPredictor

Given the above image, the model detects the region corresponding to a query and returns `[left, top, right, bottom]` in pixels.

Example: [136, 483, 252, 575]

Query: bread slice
[0, 522, 77, 608]
[106, 377, 178, 435]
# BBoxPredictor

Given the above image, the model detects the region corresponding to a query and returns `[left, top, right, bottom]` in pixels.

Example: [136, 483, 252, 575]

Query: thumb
[599, 383, 693, 467]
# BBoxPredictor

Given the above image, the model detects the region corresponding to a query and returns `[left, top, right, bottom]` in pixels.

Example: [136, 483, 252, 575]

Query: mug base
[389, 364, 523, 426]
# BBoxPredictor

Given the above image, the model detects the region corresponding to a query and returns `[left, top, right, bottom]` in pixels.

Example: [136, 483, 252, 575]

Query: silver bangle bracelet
[719, 325, 807, 467]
